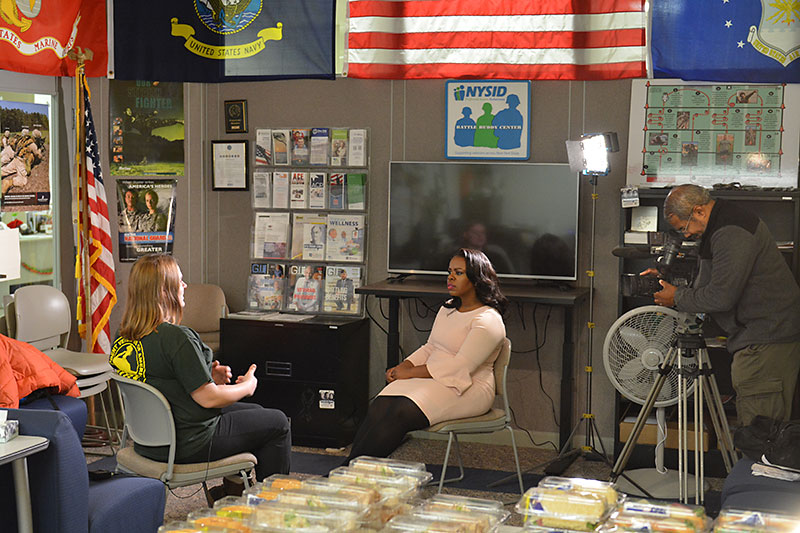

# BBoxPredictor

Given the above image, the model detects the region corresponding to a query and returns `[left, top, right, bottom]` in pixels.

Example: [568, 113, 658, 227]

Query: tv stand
[356, 277, 589, 450]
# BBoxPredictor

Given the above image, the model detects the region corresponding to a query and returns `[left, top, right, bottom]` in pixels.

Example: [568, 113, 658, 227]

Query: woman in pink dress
[346, 248, 507, 461]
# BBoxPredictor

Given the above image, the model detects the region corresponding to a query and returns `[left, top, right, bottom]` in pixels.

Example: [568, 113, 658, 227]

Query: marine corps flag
[0, 0, 107, 77]
[112, 0, 335, 82]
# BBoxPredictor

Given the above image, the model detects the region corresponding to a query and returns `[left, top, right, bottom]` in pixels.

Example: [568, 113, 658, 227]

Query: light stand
[490, 133, 635, 489]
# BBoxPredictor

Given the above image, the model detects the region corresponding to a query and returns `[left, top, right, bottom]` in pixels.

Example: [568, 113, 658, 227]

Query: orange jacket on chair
[0, 333, 79, 408]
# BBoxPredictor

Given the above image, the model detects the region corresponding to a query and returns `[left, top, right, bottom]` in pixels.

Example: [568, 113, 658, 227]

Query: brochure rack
[245, 127, 369, 318]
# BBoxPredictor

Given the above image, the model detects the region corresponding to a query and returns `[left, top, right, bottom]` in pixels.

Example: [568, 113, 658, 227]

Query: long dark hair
[444, 248, 508, 314]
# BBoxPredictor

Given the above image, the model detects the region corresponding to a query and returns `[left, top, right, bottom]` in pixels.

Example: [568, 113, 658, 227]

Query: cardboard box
[619, 417, 709, 452]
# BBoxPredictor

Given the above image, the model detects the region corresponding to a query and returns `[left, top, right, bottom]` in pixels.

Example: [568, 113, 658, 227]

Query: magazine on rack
[308, 172, 326, 209]
[252, 171, 271, 209]
[323, 265, 362, 314]
[290, 213, 326, 260]
[253, 212, 290, 259]
[272, 129, 289, 165]
[346, 173, 365, 210]
[291, 129, 310, 166]
[290, 172, 308, 209]
[248, 262, 286, 311]
[255, 129, 272, 165]
[287, 264, 325, 313]
[272, 171, 289, 208]
[328, 173, 345, 209]
[309, 127, 330, 166]
[330, 128, 348, 166]
[325, 213, 364, 262]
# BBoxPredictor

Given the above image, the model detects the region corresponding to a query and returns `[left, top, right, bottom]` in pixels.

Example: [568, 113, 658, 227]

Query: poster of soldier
[626, 80, 800, 189]
[117, 178, 177, 262]
[1, 100, 50, 211]
[109, 81, 185, 176]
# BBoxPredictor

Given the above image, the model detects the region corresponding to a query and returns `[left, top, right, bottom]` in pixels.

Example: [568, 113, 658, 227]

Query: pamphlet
[252, 171, 271, 209]
[323, 265, 362, 314]
[348, 128, 367, 167]
[291, 128, 310, 166]
[325, 213, 364, 262]
[308, 172, 327, 209]
[255, 129, 272, 166]
[290, 213, 327, 260]
[272, 171, 289, 208]
[328, 173, 345, 209]
[630, 206, 659, 232]
[330, 128, 348, 166]
[288, 263, 325, 312]
[309, 127, 330, 166]
[253, 212, 290, 259]
[290, 172, 308, 209]
[346, 173, 365, 210]
[272, 129, 290, 166]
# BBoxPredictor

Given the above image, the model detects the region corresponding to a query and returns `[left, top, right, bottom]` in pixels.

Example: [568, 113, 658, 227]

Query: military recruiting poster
[445, 80, 530, 160]
[116, 179, 177, 262]
[109, 80, 185, 176]
[626, 80, 800, 188]
[1, 100, 50, 212]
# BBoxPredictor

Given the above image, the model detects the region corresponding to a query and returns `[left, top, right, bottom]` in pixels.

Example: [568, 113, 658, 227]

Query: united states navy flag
[112, 0, 335, 82]
[651, 1, 800, 83]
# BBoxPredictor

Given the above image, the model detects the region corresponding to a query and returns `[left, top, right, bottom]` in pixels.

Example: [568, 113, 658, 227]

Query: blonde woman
[110, 254, 290, 494]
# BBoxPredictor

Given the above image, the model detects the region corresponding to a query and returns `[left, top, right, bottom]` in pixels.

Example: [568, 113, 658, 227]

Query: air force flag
[651, 0, 800, 83]
[112, 0, 335, 82]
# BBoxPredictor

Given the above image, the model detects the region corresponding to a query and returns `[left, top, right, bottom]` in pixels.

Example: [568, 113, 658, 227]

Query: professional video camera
[615, 231, 696, 298]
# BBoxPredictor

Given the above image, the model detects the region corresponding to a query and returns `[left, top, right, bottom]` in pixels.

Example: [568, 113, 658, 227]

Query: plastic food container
[349, 456, 428, 476]
[515, 487, 613, 531]
[538, 476, 620, 508]
[617, 498, 709, 532]
[214, 496, 258, 521]
[248, 501, 360, 532]
[328, 466, 432, 491]
[423, 494, 506, 514]
[187, 509, 254, 533]
[713, 509, 800, 533]
[301, 477, 382, 507]
[411, 507, 506, 533]
[158, 520, 238, 532]
[382, 513, 492, 533]
[276, 489, 371, 516]
[245, 475, 308, 506]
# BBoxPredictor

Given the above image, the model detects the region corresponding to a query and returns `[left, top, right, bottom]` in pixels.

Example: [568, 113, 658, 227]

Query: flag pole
[72, 49, 94, 352]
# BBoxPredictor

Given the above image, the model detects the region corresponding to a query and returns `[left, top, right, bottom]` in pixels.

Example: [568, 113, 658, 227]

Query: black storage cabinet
[220, 316, 369, 448]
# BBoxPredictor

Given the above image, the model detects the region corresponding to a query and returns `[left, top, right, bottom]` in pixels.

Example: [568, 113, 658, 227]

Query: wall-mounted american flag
[346, 0, 647, 80]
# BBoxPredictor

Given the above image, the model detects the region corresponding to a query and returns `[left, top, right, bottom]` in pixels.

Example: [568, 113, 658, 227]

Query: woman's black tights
[346, 395, 430, 462]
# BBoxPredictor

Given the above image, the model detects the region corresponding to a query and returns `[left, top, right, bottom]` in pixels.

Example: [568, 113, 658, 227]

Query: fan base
[616, 468, 709, 499]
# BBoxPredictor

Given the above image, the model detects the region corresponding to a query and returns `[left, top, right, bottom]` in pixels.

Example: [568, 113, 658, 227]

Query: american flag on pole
[346, 0, 647, 80]
[76, 84, 117, 354]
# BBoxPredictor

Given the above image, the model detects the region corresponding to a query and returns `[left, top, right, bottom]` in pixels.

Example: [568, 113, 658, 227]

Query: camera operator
[641, 184, 800, 426]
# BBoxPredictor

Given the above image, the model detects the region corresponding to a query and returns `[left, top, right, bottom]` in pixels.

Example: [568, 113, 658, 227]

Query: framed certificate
[211, 141, 249, 191]
[224, 99, 248, 134]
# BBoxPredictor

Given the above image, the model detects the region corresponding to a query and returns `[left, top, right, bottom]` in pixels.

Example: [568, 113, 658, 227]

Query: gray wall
[84, 77, 632, 447]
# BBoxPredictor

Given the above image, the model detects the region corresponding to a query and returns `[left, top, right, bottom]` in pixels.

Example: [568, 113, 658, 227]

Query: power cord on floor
[510, 405, 558, 452]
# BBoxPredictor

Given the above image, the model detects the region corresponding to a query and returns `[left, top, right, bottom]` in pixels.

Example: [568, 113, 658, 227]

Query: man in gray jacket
[648, 184, 800, 426]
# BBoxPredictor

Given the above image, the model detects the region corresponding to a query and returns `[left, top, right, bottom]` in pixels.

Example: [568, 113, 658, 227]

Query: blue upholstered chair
[0, 408, 166, 533]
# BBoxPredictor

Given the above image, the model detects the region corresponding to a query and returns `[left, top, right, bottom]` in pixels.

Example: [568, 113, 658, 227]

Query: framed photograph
[211, 141, 249, 191]
[224, 99, 248, 134]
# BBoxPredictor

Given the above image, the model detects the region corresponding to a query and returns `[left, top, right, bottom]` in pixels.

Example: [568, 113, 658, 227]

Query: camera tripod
[609, 312, 738, 504]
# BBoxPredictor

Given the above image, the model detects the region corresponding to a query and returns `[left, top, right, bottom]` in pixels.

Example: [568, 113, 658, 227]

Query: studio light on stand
[490, 132, 621, 489]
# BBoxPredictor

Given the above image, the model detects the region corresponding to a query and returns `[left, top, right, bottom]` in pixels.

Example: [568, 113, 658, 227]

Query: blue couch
[721, 458, 800, 513]
[0, 408, 166, 533]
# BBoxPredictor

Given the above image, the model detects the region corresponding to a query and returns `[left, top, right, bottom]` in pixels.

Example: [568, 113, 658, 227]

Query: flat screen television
[388, 161, 579, 281]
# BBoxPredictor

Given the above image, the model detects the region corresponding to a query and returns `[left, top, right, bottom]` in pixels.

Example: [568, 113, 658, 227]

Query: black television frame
[387, 161, 580, 281]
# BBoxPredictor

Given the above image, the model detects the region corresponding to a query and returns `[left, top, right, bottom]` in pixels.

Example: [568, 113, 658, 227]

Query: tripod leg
[610, 347, 677, 482]
[695, 352, 703, 504]
[698, 350, 737, 472]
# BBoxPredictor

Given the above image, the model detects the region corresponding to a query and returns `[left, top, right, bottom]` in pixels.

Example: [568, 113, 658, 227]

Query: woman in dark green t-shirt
[110, 254, 290, 486]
